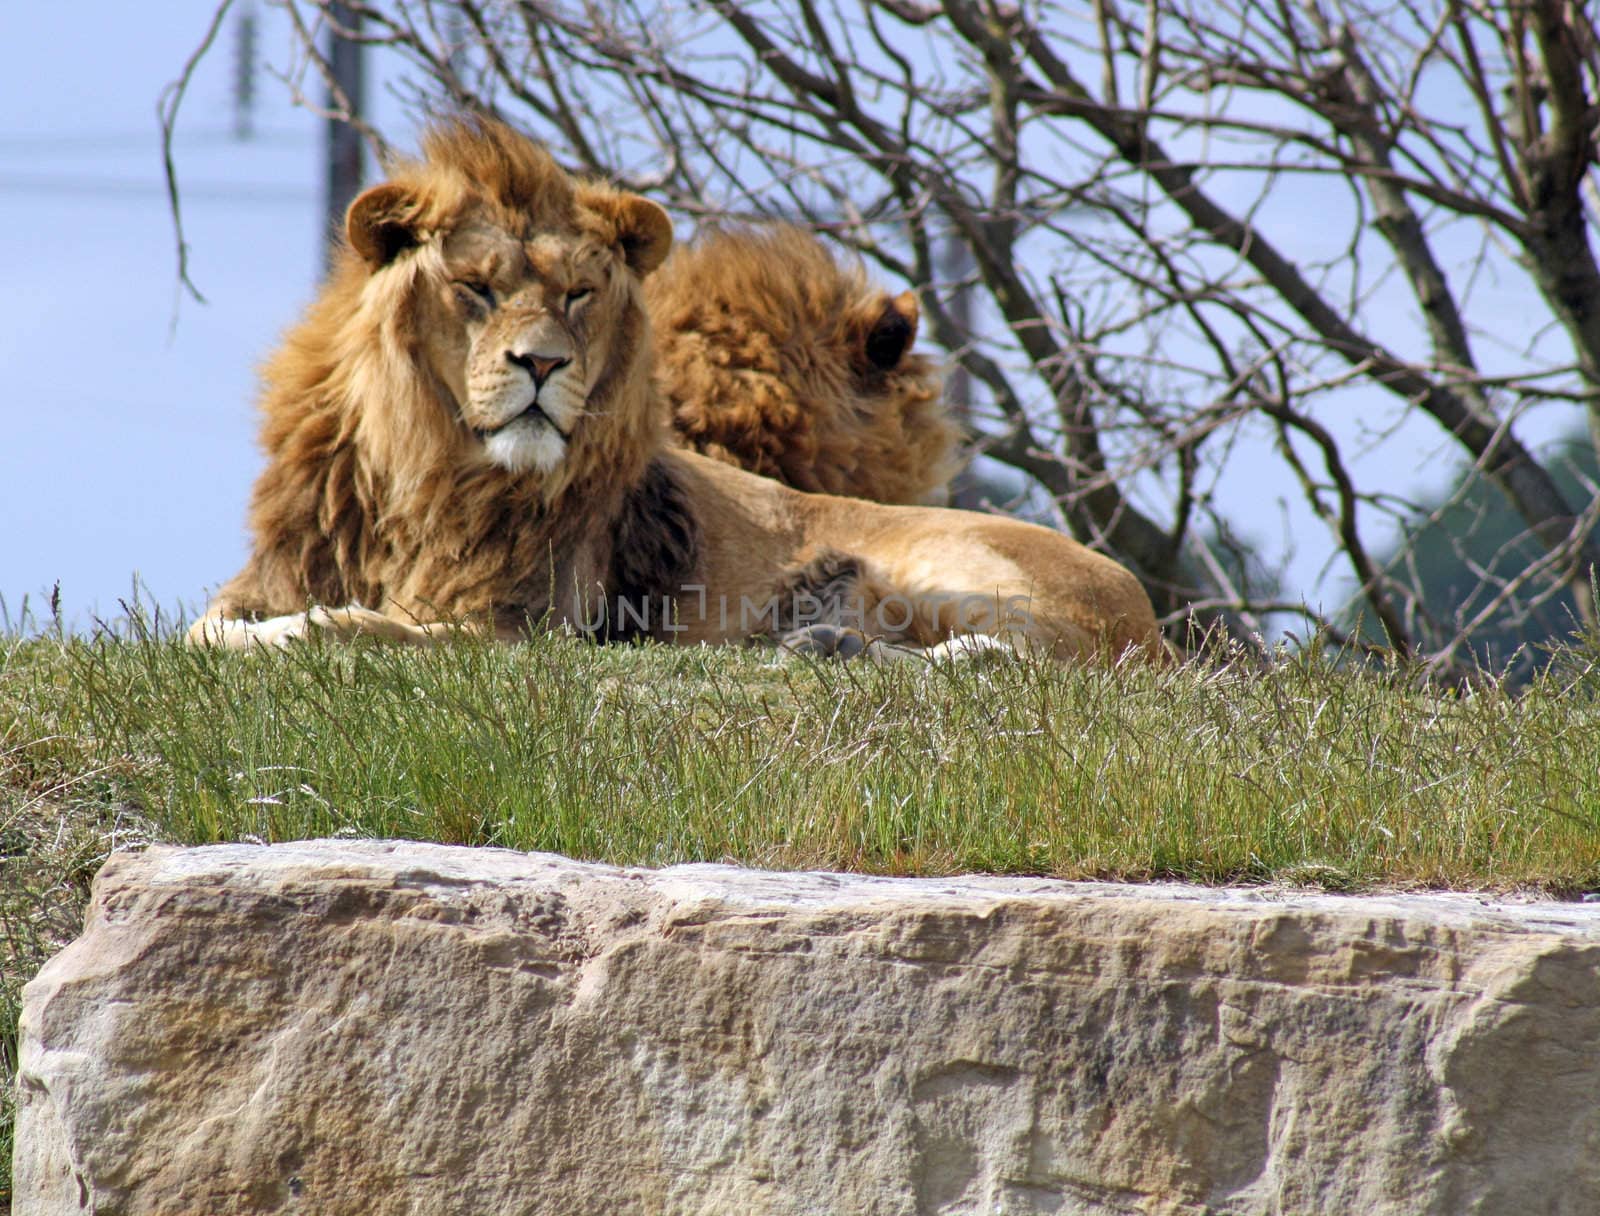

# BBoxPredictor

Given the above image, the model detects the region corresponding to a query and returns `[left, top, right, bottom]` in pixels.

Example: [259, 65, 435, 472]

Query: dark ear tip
[863, 299, 916, 370]
[356, 221, 418, 268]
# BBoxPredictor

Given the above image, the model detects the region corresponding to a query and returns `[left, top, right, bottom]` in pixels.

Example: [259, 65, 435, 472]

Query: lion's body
[649, 227, 961, 505]
[644, 451, 1158, 659]
[192, 119, 1161, 664]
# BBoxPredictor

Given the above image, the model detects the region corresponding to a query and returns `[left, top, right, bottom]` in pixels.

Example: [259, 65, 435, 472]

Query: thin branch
[159, 0, 239, 312]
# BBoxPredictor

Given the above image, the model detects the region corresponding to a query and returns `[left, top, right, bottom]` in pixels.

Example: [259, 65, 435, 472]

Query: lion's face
[422, 219, 624, 476]
[343, 145, 673, 485]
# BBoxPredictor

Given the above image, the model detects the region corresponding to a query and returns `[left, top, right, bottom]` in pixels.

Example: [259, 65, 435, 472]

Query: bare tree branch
[159, 0, 240, 312]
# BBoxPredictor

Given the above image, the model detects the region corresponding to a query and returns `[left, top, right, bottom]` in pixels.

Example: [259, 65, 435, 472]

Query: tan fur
[190, 119, 1162, 665]
[649, 226, 962, 505]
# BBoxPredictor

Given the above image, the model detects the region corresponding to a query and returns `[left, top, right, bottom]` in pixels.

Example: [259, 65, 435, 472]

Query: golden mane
[650, 226, 962, 504]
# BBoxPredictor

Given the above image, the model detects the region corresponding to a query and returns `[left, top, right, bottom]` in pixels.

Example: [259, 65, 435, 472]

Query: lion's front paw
[921, 633, 1017, 664]
[292, 605, 430, 644]
[187, 612, 317, 649]
[859, 632, 1019, 666]
[190, 607, 388, 649]
[778, 623, 873, 660]
[238, 611, 331, 648]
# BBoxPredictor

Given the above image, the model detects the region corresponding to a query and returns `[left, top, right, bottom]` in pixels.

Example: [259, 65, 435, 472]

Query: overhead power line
[0, 128, 313, 154]
[0, 172, 313, 205]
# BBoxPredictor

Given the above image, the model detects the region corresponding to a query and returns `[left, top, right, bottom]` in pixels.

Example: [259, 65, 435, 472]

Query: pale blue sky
[0, 3, 363, 628]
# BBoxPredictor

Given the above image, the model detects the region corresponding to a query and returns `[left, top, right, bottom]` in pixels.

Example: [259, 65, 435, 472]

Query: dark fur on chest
[604, 457, 703, 641]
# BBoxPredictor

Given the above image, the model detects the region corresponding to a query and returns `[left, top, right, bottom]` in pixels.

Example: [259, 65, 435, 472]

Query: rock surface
[14, 841, 1600, 1215]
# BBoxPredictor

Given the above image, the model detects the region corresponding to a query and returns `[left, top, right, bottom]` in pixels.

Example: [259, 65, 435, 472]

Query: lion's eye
[455, 280, 494, 308]
[564, 287, 592, 312]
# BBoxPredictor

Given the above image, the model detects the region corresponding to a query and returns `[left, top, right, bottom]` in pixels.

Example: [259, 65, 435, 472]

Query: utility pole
[232, 4, 257, 141]
[323, 2, 366, 274]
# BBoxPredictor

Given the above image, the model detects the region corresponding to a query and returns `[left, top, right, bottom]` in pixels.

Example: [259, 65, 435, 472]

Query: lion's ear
[582, 188, 674, 277]
[346, 183, 422, 269]
[862, 291, 920, 371]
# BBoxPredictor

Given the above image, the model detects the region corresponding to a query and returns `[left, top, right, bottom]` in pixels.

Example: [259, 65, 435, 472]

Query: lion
[189, 118, 1162, 665]
[649, 225, 961, 505]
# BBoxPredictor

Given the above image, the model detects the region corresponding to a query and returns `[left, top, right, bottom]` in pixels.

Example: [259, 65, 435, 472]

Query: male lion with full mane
[190, 119, 1162, 662]
[649, 225, 961, 506]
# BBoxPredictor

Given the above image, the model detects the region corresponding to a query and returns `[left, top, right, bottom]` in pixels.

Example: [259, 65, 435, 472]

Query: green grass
[5, 622, 1600, 1201]
[9, 623, 1600, 884]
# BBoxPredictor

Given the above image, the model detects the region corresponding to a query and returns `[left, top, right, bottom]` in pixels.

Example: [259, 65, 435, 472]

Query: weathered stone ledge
[15, 840, 1600, 1214]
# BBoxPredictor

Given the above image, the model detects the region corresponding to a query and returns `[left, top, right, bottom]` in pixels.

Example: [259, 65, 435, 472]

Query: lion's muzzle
[508, 351, 571, 387]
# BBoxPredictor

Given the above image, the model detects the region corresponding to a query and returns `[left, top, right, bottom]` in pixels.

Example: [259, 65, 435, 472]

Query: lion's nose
[508, 351, 571, 387]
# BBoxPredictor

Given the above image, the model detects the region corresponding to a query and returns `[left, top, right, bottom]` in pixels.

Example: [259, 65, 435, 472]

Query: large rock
[14, 841, 1600, 1215]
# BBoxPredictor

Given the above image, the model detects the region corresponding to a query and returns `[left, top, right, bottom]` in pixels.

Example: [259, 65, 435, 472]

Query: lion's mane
[648, 226, 962, 505]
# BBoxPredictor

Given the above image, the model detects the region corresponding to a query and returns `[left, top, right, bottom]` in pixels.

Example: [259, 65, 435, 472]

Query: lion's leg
[187, 608, 289, 649]
[188, 603, 456, 649]
[776, 623, 1019, 666]
[848, 527, 1155, 662]
[765, 550, 1045, 664]
[884, 633, 1018, 664]
[297, 606, 456, 645]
